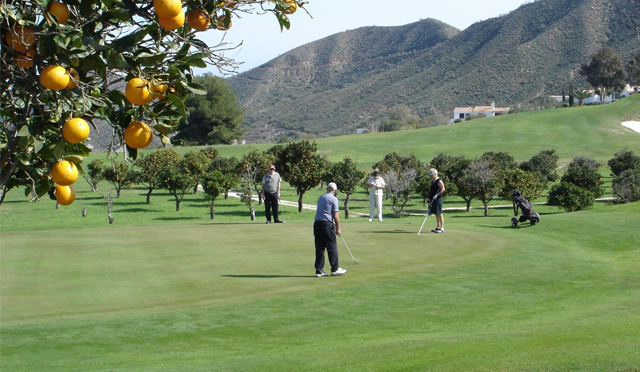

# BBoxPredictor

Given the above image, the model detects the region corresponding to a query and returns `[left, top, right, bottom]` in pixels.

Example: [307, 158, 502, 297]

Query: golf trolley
[510, 190, 540, 227]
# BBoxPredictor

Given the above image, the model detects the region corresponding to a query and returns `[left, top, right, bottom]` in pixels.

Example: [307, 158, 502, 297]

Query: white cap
[327, 182, 338, 192]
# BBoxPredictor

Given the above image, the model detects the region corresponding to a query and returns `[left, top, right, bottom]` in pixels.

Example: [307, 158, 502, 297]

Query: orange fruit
[124, 121, 153, 149]
[186, 9, 210, 31]
[158, 11, 185, 30]
[54, 185, 76, 205]
[154, 0, 182, 18]
[46, 1, 70, 24]
[6, 26, 37, 52]
[50, 160, 78, 186]
[40, 65, 70, 90]
[280, 0, 297, 14]
[216, 14, 231, 30]
[66, 68, 79, 89]
[62, 117, 90, 143]
[125, 78, 153, 105]
[151, 79, 169, 99]
[16, 48, 35, 68]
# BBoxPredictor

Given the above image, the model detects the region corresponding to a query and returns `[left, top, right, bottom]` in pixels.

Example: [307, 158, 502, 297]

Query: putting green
[1, 222, 512, 324]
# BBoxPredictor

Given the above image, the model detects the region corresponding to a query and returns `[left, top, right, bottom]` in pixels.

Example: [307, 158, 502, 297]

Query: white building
[452, 101, 510, 122]
[551, 85, 636, 105]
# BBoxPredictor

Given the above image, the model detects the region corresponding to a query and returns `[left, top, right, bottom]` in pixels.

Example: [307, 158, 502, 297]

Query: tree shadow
[222, 274, 313, 279]
[368, 230, 416, 234]
[116, 208, 150, 213]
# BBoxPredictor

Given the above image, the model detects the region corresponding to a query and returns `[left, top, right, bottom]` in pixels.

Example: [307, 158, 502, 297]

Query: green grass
[1, 98, 640, 371]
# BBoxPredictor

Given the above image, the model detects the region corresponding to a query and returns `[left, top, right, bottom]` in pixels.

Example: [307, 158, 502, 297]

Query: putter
[278, 197, 284, 219]
[417, 193, 439, 236]
[339, 234, 358, 264]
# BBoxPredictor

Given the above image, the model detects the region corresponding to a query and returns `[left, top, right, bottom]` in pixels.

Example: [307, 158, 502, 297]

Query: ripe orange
[216, 14, 232, 30]
[154, 0, 183, 18]
[46, 1, 70, 24]
[187, 9, 210, 31]
[124, 121, 153, 149]
[158, 11, 185, 30]
[151, 79, 169, 99]
[66, 68, 79, 89]
[54, 185, 76, 205]
[16, 49, 35, 68]
[125, 78, 153, 105]
[40, 65, 70, 90]
[50, 160, 78, 186]
[6, 26, 37, 52]
[62, 117, 90, 143]
[280, 0, 297, 14]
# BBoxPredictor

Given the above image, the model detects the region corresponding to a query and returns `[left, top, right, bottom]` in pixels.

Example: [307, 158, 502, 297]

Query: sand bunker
[621, 121, 640, 133]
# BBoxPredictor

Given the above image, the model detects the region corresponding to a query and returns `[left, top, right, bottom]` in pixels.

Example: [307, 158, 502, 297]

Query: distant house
[551, 85, 637, 104]
[452, 101, 510, 122]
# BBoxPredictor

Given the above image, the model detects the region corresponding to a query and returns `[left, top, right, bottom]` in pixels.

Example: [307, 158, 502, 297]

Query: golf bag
[511, 191, 540, 227]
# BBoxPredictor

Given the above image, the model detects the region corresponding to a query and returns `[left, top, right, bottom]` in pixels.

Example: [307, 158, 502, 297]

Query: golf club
[417, 192, 439, 236]
[339, 234, 358, 264]
[278, 197, 284, 220]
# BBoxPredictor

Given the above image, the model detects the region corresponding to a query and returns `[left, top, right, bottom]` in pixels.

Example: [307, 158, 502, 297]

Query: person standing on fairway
[261, 164, 285, 224]
[314, 182, 347, 277]
[428, 168, 446, 233]
[367, 169, 386, 222]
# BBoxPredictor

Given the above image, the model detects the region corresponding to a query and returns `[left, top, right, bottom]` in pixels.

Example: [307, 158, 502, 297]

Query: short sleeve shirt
[315, 192, 339, 222]
[368, 176, 386, 196]
[262, 172, 281, 193]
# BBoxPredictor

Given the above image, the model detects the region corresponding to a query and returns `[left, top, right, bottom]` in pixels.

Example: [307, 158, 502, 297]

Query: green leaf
[175, 43, 191, 60]
[167, 94, 187, 117]
[17, 126, 31, 137]
[161, 134, 171, 145]
[184, 58, 207, 68]
[137, 52, 168, 66]
[186, 82, 207, 95]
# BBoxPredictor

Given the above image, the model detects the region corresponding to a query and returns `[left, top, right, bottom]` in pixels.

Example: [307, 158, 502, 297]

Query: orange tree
[132, 148, 181, 203]
[0, 0, 307, 205]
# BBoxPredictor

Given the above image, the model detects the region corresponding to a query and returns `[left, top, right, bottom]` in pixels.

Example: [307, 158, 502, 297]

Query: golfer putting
[313, 182, 347, 277]
[418, 168, 446, 235]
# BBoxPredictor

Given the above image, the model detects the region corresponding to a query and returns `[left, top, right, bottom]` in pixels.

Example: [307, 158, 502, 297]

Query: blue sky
[199, 0, 530, 75]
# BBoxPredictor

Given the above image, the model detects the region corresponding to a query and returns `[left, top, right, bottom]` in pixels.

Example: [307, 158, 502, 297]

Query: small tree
[134, 149, 182, 204]
[323, 157, 366, 219]
[182, 151, 213, 193]
[384, 167, 418, 218]
[208, 156, 239, 199]
[274, 141, 329, 212]
[459, 158, 503, 217]
[102, 161, 134, 198]
[607, 150, 640, 177]
[87, 159, 106, 192]
[158, 159, 196, 212]
[202, 171, 231, 220]
[237, 150, 271, 220]
[612, 169, 640, 203]
[519, 149, 559, 183]
[574, 89, 592, 106]
[568, 83, 575, 107]
[239, 149, 274, 205]
[561, 157, 604, 198]
[548, 182, 595, 212]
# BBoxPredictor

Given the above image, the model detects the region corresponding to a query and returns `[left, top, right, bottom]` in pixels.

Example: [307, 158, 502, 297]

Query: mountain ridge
[228, 0, 639, 143]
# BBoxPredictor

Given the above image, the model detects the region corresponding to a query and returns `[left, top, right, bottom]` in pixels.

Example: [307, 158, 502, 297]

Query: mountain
[228, 0, 639, 143]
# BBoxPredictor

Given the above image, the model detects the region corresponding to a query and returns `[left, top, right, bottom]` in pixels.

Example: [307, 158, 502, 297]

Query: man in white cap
[367, 169, 386, 222]
[313, 182, 347, 277]
[261, 164, 284, 224]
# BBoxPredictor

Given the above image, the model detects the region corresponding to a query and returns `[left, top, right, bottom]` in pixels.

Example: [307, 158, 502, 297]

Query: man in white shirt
[367, 169, 386, 222]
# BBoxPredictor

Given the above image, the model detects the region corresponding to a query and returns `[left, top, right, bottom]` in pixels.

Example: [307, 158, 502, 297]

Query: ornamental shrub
[548, 182, 596, 212]
[612, 169, 640, 203]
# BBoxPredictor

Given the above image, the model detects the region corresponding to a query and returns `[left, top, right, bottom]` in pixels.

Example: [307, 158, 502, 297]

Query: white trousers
[369, 193, 383, 219]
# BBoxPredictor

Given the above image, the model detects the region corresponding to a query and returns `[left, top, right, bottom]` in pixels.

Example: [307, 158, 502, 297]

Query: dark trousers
[314, 220, 339, 273]
[264, 192, 280, 222]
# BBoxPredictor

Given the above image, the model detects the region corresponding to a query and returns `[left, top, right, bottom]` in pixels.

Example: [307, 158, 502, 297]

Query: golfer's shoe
[265, 221, 271, 224]
[511, 217, 518, 227]
[316, 271, 328, 277]
[432, 228, 444, 233]
[368, 219, 373, 222]
[331, 268, 347, 276]
[274, 220, 286, 224]
[378, 217, 383, 222]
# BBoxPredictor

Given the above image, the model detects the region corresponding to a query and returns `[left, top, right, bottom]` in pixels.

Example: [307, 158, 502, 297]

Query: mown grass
[1, 98, 640, 371]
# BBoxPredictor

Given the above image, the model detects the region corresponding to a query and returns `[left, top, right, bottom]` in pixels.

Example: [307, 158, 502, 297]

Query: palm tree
[574, 89, 593, 106]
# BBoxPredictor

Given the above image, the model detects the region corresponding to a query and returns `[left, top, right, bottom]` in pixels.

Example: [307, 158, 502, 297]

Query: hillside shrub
[561, 157, 604, 198]
[612, 169, 640, 203]
[548, 182, 595, 212]
[519, 149, 559, 182]
[607, 150, 640, 176]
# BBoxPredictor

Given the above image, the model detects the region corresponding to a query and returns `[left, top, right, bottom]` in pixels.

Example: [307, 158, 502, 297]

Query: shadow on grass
[153, 216, 202, 221]
[481, 224, 537, 229]
[222, 274, 313, 279]
[116, 208, 151, 213]
[368, 230, 416, 234]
